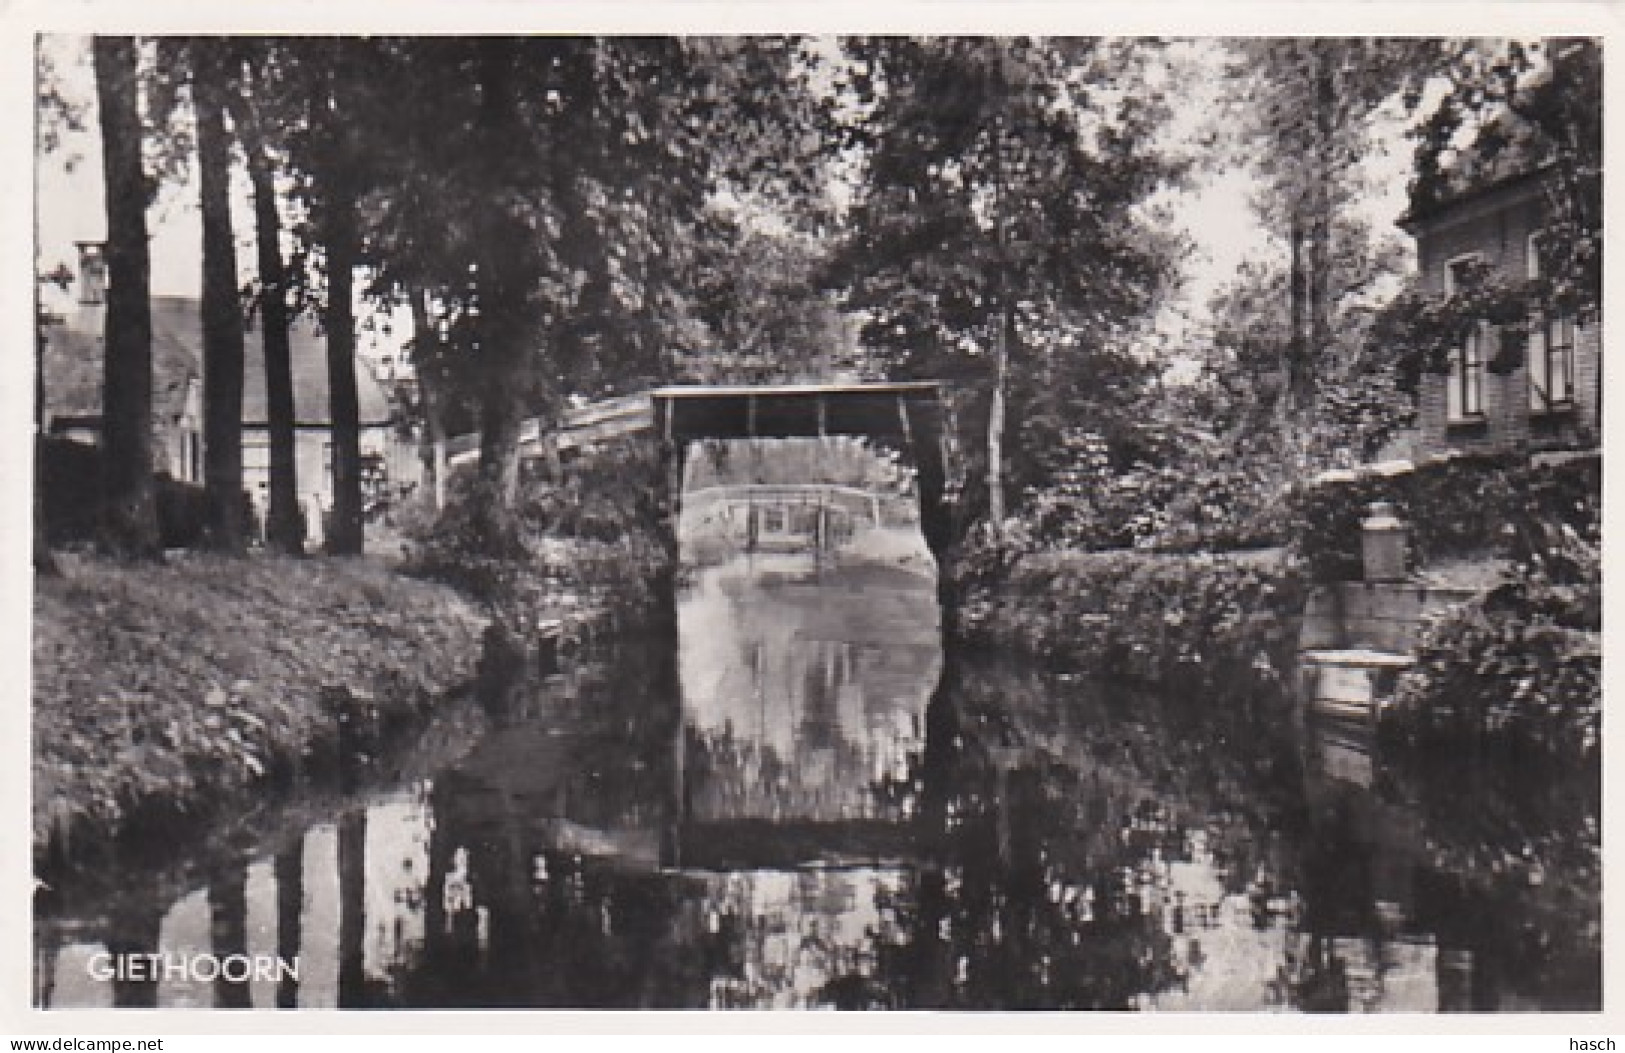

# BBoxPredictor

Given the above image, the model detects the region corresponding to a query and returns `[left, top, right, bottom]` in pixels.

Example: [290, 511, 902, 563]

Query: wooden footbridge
[447, 381, 957, 559]
[651, 382, 954, 559]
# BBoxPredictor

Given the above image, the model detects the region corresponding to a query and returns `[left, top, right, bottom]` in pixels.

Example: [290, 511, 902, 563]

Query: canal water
[35, 441, 1598, 1011]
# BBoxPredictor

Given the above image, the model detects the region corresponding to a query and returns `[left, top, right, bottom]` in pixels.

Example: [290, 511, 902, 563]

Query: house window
[1447, 325, 1486, 422]
[1442, 254, 1487, 423]
[1443, 254, 1486, 422]
[1444, 252, 1482, 296]
[1528, 314, 1576, 413]
[1524, 230, 1577, 414]
[242, 437, 271, 473]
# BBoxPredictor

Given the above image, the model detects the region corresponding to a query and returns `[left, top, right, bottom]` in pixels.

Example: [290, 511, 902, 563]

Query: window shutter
[1529, 316, 1550, 412]
[1447, 347, 1464, 420]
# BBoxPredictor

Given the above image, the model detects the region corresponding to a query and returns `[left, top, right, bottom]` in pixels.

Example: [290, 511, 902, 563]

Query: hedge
[1285, 452, 1600, 581]
[955, 547, 1306, 710]
[41, 435, 240, 550]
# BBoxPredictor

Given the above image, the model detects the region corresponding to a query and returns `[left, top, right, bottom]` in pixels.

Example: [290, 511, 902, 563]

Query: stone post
[1360, 501, 1408, 583]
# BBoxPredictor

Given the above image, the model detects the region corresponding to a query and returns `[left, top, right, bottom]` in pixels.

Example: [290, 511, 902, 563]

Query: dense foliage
[40, 435, 249, 552]
[1377, 530, 1600, 974]
[1014, 424, 1291, 555]
[1285, 452, 1599, 581]
[828, 37, 1185, 528]
[401, 439, 673, 636]
[1407, 39, 1600, 315]
[955, 544, 1306, 713]
[1218, 40, 1441, 461]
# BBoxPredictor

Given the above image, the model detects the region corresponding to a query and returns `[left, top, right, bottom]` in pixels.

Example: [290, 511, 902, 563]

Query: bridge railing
[446, 393, 654, 468]
[681, 484, 883, 527]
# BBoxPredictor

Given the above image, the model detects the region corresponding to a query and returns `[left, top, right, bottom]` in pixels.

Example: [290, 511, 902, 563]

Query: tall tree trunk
[274, 840, 304, 1009]
[1307, 46, 1336, 455]
[337, 810, 367, 1007]
[208, 858, 252, 1008]
[474, 40, 527, 514]
[477, 357, 523, 508]
[316, 61, 364, 556]
[986, 105, 1009, 530]
[106, 898, 162, 1007]
[987, 304, 1011, 527]
[195, 40, 247, 554]
[229, 65, 302, 555]
[35, 309, 59, 576]
[92, 36, 160, 560]
[408, 288, 448, 512]
[1286, 207, 1310, 464]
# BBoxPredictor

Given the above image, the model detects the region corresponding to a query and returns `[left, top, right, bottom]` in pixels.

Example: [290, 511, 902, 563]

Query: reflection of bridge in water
[680, 483, 882, 559]
[654, 383, 955, 567]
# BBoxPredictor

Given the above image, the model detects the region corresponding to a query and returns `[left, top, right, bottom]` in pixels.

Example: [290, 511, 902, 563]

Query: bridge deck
[653, 381, 944, 445]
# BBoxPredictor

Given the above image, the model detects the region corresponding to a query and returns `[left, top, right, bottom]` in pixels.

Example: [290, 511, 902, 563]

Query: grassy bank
[33, 552, 489, 870]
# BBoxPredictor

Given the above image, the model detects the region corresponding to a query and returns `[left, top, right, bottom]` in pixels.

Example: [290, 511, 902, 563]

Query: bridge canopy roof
[651, 381, 944, 445]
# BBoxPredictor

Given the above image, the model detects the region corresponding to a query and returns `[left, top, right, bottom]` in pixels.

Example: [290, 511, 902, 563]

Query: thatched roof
[42, 295, 393, 428]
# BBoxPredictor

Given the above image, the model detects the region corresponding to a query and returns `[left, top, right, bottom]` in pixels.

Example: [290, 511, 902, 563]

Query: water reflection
[678, 560, 939, 828]
[34, 440, 1597, 1008]
[36, 655, 1595, 1010]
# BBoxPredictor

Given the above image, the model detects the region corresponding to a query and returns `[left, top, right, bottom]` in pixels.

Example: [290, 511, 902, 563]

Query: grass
[32, 550, 488, 869]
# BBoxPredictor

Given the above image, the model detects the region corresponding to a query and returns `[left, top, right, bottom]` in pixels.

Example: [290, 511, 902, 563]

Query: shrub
[1014, 426, 1290, 556]
[401, 470, 528, 600]
[1380, 537, 1601, 898]
[40, 438, 249, 551]
[1283, 471, 1400, 581]
[1285, 452, 1599, 581]
[401, 440, 672, 627]
[955, 547, 1306, 713]
[1144, 460, 1292, 554]
[40, 436, 100, 545]
[156, 474, 210, 549]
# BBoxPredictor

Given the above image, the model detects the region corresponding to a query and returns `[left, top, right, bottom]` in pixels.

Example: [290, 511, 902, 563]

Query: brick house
[1398, 155, 1601, 461]
[41, 244, 416, 543]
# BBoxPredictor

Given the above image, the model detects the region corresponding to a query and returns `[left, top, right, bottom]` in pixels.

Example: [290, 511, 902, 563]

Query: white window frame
[1523, 230, 1577, 414]
[242, 435, 271, 473]
[1528, 313, 1577, 414]
[1444, 251, 1482, 296]
[1447, 325, 1487, 422]
[1443, 253, 1486, 422]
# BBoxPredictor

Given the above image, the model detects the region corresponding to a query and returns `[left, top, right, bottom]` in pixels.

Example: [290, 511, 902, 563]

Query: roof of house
[42, 295, 394, 428]
[1399, 114, 1554, 230]
[1399, 46, 1587, 227]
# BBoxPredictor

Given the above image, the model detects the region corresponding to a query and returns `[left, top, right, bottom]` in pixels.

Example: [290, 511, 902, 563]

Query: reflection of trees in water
[394, 645, 699, 1007]
[1372, 715, 1601, 1010]
[814, 663, 1286, 1008]
[682, 680, 894, 824]
[40, 638, 1597, 1010]
[1294, 714, 1601, 1012]
[679, 569, 935, 822]
[815, 660, 1329, 1009]
[408, 827, 718, 1007]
